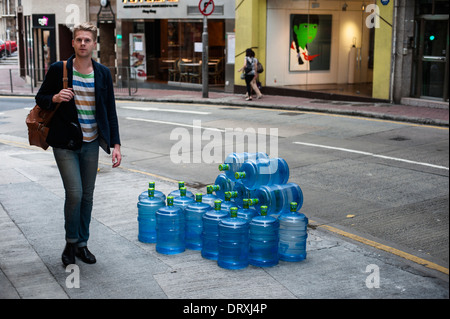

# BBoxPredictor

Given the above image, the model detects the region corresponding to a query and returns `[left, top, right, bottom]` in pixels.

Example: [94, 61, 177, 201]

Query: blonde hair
[73, 22, 97, 41]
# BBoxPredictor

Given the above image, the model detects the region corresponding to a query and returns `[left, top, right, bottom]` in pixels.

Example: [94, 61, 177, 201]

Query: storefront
[116, 0, 235, 88]
[17, 0, 88, 86]
[235, 0, 392, 101]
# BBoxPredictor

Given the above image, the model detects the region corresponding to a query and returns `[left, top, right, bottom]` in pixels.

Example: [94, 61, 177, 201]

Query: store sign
[117, 0, 233, 19]
[32, 14, 55, 28]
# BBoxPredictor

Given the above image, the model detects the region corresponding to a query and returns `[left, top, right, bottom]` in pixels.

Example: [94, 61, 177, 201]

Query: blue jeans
[53, 140, 99, 247]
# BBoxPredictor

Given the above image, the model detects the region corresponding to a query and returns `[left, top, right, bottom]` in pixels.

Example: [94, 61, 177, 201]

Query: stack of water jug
[137, 152, 308, 270]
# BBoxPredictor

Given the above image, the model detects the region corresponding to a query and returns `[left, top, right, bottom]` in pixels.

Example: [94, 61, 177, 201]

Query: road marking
[120, 106, 211, 115]
[125, 117, 225, 132]
[294, 141, 449, 171]
[312, 221, 449, 275]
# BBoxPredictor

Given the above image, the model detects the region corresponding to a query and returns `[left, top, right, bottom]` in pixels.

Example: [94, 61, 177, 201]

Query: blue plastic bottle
[221, 191, 238, 213]
[278, 202, 308, 262]
[235, 158, 290, 189]
[169, 181, 195, 199]
[237, 199, 259, 222]
[173, 187, 194, 213]
[138, 182, 166, 202]
[201, 200, 229, 260]
[203, 185, 221, 208]
[233, 181, 255, 208]
[219, 152, 269, 181]
[156, 196, 185, 255]
[137, 188, 165, 243]
[249, 206, 280, 267]
[214, 173, 235, 200]
[251, 183, 304, 217]
[185, 193, 210, 250]
[218, 207, 249, 270]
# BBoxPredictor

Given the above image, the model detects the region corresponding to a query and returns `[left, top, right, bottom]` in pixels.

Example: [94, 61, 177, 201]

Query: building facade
[235, 0, 448, 104]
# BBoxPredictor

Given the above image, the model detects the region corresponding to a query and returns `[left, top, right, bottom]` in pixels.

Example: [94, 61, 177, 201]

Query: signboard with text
[117, 0, 233, 20]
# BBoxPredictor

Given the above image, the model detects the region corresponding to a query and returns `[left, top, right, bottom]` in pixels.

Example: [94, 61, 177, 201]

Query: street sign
[199, 0, 215, 16]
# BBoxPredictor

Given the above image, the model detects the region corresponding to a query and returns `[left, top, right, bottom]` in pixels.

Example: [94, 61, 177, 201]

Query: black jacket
[35, 55, 120, 153]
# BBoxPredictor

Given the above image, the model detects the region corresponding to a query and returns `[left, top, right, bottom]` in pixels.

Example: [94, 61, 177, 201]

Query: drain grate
[389, 136, 410, 141]
[278, 112, 304, 116]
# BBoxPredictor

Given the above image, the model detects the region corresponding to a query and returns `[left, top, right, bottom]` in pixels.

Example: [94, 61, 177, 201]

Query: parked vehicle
[0, 39, 17, 57]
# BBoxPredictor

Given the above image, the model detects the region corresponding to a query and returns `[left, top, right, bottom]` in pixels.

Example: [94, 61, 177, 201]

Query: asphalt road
[1, 97, 449, 271]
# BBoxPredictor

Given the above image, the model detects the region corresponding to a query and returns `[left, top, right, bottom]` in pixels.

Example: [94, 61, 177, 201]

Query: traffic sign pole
[199, 0, 214, 98]
[202, 16, 209, 98]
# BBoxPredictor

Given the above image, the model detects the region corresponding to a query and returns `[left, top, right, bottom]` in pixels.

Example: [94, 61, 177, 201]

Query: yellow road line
[312, 221, 449, 276]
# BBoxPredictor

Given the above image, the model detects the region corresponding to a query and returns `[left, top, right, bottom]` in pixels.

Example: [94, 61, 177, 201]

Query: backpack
[257, 62, 264, 74]
[244, 57, 253, 74]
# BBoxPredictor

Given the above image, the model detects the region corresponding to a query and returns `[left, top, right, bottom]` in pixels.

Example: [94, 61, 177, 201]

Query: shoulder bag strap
[43, 61, 67, 126]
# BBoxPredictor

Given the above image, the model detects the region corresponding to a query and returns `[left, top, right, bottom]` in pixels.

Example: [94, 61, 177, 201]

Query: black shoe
[75, 246, 96, 264]
[62, 243, 76, 266]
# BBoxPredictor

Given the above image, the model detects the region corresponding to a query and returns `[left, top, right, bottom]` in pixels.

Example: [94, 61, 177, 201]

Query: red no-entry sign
[199, 0, 215, 16]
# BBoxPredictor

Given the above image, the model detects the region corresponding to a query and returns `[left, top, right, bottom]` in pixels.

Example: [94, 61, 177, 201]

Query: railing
[0, 66, 138, 96]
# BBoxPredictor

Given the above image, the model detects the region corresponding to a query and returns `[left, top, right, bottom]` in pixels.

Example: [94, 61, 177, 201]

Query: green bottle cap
[248, 198, 259, 206]
[230, 207, 238, 218]
[178, 181, 185, 189]
[149, 182, 155, 188]
[219, 164, 230, 171]
[167, 196, 174, 206]
[229, 191, 238, 198]
[196, 193, 203, 202]
[243, 198, 249, 209]
[225, 192, 231, 201]
[235, 172, 246, 179]
[260, 206, 268, 216]
[148, 188, 155, 198]
[180, 187, 187, 197]
[207, 185, 213, 194]
[290, 202, 298, 212]
[214, 200, 222, 210]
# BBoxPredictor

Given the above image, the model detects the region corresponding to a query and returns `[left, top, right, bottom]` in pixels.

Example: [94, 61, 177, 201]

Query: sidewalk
[0, 133, 448, 300]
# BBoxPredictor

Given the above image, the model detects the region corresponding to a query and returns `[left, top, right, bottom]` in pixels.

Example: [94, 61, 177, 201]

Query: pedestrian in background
[35, 22, 122, 267]
[249, 49, 263, 99]
[238, 48, 262, 101]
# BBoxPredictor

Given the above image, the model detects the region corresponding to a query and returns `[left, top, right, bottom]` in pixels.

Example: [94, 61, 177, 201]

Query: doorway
[413, 16, 449, 101]
[33, 28, 56, 82]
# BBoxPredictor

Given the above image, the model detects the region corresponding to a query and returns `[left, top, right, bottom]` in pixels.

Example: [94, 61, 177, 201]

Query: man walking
[35, 22, 121, 266]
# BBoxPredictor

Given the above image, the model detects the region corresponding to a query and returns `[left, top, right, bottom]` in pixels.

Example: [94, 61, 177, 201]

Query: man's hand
[112, 144, 122, 168]
[52, 88, 74, 103]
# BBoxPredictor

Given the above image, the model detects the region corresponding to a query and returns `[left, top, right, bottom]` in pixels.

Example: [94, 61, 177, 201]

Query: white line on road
[126, 117, 225, 132]
[293, 141, 449, 171]
[120, 106, 211, 115]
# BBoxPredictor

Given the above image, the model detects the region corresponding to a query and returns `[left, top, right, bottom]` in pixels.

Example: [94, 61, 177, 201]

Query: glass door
[414, 16, 449, 101]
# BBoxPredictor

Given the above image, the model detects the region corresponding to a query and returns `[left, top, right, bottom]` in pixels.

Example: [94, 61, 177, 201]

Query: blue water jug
[237, 198, 259, 222]
[278, 202, 308, 262]
[221, 191, 238, 213]
[138, 182, 166, 202]
[251, 183, 304, 217]
[219, 152, 269, 181]
[218, 207, 249, 270]
[201, 200, 229, 260]
[203, 185, 221, 208]
[156, 196, 185, 255]
[169, 181, 195, 199]
[249, 206, 280, 267]
[173, 187, 194, 213]
[235, 158, 290, 189]
[214, 174, 235, 200]
[137, 188, 165, 243]
[232, 181, 255, 208]
[185, 193, 210, 250]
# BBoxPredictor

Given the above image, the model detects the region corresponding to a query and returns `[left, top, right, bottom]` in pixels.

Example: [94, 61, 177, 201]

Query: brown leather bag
[26, 61, 67, 150]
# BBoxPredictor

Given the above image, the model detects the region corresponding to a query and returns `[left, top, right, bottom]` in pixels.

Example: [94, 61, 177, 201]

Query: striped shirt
[73, 67, 98, 142]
